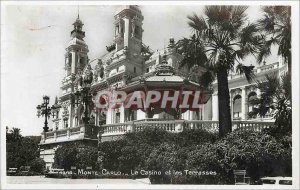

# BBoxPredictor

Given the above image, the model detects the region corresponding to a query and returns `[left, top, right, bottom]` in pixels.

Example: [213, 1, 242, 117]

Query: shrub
[29, 158, 46, 174]
[145, 143, 184, 184]
[186, 144, 225, 184]
[53, 142, 98, 170]
[98, 140, 127, 171]
[183, 131, 292, 184]
[174, 129, 217, 147]
[213, 131, 291, 181]
[97, 128, 291, 184]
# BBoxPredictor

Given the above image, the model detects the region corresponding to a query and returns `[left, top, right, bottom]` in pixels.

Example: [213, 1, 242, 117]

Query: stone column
[229, 90, 233, 120]
[71, 51, 76, 74]
[124, 16, 130, 48]
[120, 106, 125, 123]
[68, 103, 72, 128]
[212, 92, 218, 121]
[241, 87, 246, 120]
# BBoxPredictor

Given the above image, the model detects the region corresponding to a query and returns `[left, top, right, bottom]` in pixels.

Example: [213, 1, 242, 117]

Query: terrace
[100, 118, 274, 142]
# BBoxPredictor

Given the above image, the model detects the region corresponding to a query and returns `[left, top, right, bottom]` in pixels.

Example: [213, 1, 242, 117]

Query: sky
[1, 4, 278, 136]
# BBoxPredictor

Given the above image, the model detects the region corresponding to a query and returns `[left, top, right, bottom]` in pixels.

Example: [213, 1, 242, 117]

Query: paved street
[7, 176, 151, 184]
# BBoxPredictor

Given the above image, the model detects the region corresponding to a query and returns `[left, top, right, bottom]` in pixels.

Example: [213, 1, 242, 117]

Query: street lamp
[36, 95, 59, 132]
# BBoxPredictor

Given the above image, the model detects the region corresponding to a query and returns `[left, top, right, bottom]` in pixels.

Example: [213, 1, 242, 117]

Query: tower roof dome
[73, 17, 83, 26]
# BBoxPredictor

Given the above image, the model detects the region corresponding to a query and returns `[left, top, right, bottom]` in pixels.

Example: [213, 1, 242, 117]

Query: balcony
[100, 119, 274, 140]
[40, 124, 98, 145]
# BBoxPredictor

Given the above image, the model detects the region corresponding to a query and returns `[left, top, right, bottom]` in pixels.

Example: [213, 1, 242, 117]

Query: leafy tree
[6, 128, 40, 170]
[257, 6, 291, 73]
[6, 128, 22, 142]
[177, 6, 263, 137]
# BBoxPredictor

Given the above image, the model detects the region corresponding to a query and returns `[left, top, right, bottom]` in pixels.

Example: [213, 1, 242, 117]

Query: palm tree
[250, 6, 291, 140]
[248, 73, 291, 138]
[257, 6, 291, 73]
[10, 127, 22, 140]
[177, 6, 263, 137]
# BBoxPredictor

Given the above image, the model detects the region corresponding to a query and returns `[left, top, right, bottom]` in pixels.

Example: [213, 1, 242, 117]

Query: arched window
[248, 92, 257, 114]
[233, 95, 242, 119]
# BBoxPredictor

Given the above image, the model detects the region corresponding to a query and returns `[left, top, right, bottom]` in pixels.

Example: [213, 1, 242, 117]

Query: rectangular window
[64, 119, 68, 128]
[134, 67, 136, 73]
[115, 25, 119, 36]
[129, 110, 137, 121]
[115, 112, 120, 123]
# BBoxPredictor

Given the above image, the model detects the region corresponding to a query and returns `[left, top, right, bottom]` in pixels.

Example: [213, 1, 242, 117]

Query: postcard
[1, 1, 299, 189]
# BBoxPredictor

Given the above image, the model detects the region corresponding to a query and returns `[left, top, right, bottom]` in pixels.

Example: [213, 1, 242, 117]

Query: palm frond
[187, 13, 208, 33]
[176, 36, 208, 69]
[258, 6, 291, 69]
[236, 63, 256, 83]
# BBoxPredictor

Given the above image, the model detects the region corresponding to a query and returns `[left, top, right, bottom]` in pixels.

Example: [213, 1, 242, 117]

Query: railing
[184, 120, 219, 133]
[45, 131, 55, 139]
[232, 121, 273, 132]
[41, 124, 98, 143]
[134, 119, 182, 132]
[101, 119, 274, 136]
[56, 129, 68, 137]
[103, 122, 132, 134]
[70, 126, 81, 134]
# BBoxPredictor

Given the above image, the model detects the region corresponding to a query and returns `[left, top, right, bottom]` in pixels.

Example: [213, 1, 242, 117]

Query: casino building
[39, 5, 288, 170]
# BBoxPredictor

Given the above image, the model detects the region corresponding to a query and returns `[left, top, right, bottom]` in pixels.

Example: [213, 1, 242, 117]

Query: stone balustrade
[232, 121, 274, 132]
[41, 119, 275, 143]
[100, 119, 274, 137]
[41, 124, 98, 144]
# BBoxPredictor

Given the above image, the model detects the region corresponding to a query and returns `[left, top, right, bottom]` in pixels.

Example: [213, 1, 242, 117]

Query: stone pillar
[71, 51, 76, 74]
[212, 92, 218, 120]
[120, 106, 125, 123]
[229, 90, 233, 120]
[106, 109, 113, 124]
[68, 104, 72, 128]
[67, 128, 70, 138]
[175, 121, 183, 132]
[241, 87, 246, 120]
[124, 16, 130, 48]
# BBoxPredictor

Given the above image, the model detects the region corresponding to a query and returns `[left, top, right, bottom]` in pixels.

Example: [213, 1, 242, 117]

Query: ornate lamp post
[36, 96, 59, 132]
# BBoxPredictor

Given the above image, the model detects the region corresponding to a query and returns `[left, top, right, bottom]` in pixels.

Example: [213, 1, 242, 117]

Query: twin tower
[63, 5, 144, 80]
[58, 5, 145, 130]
